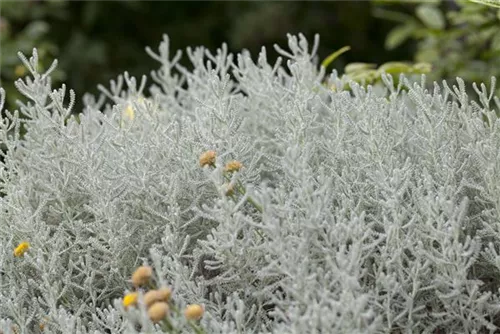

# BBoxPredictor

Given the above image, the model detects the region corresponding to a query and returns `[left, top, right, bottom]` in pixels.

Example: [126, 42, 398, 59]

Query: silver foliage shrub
[1, 33, 500, 333]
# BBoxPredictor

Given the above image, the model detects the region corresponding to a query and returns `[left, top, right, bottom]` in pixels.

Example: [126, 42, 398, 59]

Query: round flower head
[224, 160, 243, 173]
[14, 241, 30, 257]
[144, 287, 172, 307]
[184, 304, 204, 321]
[123, 292, 138, 309]
[156, 287, 172, 301]
[148, 302, 169, 323]
[131, 266, 153, 287]
[199, 150, 216, 167]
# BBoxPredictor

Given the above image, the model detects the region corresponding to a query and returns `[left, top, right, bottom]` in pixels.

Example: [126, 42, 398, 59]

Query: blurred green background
[1, 0, 500, 113]
[0, 0, 412, 112]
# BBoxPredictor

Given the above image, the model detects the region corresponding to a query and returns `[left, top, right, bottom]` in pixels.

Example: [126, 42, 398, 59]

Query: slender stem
[160, 317, 178, 333]
[223, 174, 263, 213]
[188, 321, 207, 334]
[223, 174, 266, 241]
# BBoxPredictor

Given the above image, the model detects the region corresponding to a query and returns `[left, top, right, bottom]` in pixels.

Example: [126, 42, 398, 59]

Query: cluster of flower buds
[122, 265, 205, 331]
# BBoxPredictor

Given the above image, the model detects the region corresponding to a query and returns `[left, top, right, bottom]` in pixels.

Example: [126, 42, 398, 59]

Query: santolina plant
[0, 33, 500, 333]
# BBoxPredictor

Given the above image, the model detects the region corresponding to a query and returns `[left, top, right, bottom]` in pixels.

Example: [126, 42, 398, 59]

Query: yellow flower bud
[143, 287, 172, 307]
[224, 160, 243, 173]
[14, 241, 30, 257]
[199, 150, 216, 167]
[184, 304, 204, 321]
[156, 287, 172, 301]
[148, 302, 169, 323]
[131, 266, 153, 287]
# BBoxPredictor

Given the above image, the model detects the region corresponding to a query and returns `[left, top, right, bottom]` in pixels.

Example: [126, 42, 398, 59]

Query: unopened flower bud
[148, 302, 169, 323]
[131, 266, 153, 287]
[184, 304, 204, 321]
[144, 287, 172, 307]
[199, 150, 216, 167]
[224, 160, 243, 173]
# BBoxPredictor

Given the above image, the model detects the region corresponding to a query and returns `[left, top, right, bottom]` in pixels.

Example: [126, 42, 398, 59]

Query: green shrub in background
[0, 0, 70, 147]
[374, 0, 500, 98]
[320, 45, 432, 91]
[0, 0, 67, 111]
[0, 0, 409, 113]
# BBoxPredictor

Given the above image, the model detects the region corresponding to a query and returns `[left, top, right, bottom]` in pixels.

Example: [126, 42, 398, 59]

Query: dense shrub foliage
[0, 34, 500, 333]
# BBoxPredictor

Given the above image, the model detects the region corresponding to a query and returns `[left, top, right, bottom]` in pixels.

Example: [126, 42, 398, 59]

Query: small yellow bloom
[123, 292, 138, 309]
[199, 150, 216, 167]
[224, 160, 243, 173]
[184, 304, 204, 321]
[14, 65, 26, 77]
[148, 302, 169, 323]
[14, 241, 30, 257]
[123, 104, 135, 121]
[131, 265, 153, 287]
